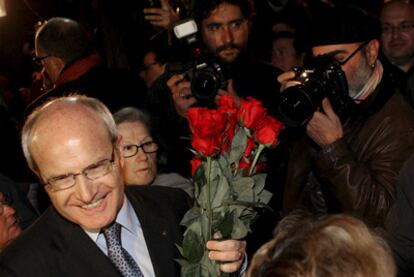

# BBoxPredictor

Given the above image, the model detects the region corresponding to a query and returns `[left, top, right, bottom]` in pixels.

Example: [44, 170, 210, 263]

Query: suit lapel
[126, 189, 178, 277]
[49, 208, 120, 276]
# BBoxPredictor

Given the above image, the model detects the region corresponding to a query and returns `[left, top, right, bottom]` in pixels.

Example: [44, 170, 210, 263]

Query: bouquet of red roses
[177, 96, 284, 276]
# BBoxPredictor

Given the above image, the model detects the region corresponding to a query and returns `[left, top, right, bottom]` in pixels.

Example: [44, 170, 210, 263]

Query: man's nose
[75, 175, 96, 203]
[391, 27, 403, 38]
[221, 26, 234, 44]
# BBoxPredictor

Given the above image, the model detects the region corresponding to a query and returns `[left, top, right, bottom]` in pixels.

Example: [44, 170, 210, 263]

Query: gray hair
[36, 17, 92, 65]
[21, 94, 118, 174]
[113, 107, 152, 130]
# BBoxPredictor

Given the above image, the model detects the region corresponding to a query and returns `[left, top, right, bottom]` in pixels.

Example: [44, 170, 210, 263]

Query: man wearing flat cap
[278, 4, 414, 227]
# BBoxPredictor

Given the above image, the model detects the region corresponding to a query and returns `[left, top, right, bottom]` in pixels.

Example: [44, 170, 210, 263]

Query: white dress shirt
[84, 196, 156, 277]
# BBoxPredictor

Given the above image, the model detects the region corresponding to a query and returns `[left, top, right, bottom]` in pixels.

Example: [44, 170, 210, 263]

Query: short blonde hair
[21, 94, 118, 174]
[248, 213, 396, 277]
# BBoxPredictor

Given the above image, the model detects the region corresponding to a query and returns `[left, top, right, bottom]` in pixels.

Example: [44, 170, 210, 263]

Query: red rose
[244, 137, 256, 158]
[191, 157, 203, 176]
[188, 107, 227, 156]
[238, 157, 253, 176]
[218, 95, 238, 154]
[254, 115, 284, 147]
[217, 95, 238, 117]
[237, 97, 267, 130]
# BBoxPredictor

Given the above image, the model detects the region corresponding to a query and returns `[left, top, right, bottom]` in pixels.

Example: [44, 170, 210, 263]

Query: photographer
[147, 0, 283, 176]
[278, 5, 414, 227]
[166, 0, 281, 116]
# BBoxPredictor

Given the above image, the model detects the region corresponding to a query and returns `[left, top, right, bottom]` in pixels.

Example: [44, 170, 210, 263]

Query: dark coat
[283, 72, 414, 227]
[0, 186, 190, 277]
[385, 154, 414, 277]
[26, 62, 147, 115]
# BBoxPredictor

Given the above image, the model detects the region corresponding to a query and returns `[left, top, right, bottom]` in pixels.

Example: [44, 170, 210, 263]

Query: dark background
[0, 0, 384, 88]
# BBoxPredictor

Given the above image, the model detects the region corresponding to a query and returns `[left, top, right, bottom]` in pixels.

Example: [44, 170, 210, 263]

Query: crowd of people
[1, 0, 414, 276]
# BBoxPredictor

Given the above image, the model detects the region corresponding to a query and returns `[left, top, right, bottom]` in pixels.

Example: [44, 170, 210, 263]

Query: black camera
[173, 19, 227, 103]
[278, 55, 354, 127]
[181, 56, 227, 103]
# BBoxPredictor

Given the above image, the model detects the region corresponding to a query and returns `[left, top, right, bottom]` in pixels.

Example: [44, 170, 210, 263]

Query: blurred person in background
[0, 192, 22, 252]
[114, 107, 193, 197]
[270, 31, 307, 72]
[380, 0, 414, 107]
[29, 17, 146, 114]
[247, 213, 396, 277]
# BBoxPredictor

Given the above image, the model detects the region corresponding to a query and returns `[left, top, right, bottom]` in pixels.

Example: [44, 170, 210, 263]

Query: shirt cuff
[238, 253, 248, 277]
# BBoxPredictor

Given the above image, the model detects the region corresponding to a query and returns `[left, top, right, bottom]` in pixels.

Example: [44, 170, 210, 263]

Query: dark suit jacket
[0, 186, 190, 277]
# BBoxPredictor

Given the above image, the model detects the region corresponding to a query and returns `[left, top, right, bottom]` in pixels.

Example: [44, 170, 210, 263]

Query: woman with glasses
[113, 107, 194, 197]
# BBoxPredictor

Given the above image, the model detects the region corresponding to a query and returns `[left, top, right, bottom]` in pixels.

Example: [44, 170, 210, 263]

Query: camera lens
[278, 83, 324, 127]
[191, 70, 219, 101]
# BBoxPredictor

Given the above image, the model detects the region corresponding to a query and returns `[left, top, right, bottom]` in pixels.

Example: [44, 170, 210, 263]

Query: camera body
[173, 19, 227, 103]
[278, 55, 353, 127]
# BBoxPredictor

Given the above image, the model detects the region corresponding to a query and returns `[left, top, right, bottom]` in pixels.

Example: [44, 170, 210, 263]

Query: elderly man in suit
[0, 95, 245, 276]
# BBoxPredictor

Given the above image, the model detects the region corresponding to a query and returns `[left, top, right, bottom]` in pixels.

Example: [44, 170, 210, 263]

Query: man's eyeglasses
[123, 141, 158, 158]
[45, 147, 116, 192]
[32, 55, 51, 66]
[382, 22, 414, 34]
[0, 192, 12, 215]
[334, 40, 370, 66]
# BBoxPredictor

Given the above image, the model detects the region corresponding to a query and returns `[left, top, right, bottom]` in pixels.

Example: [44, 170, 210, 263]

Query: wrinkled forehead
[311, 42, 361, 56]
[203, 3, 244, 25]
[31, 104, 111, 150]
[381, 2, 414, 23]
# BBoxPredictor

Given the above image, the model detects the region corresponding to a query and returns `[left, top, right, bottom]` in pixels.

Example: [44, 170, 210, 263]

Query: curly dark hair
[192, 0, 252, 25]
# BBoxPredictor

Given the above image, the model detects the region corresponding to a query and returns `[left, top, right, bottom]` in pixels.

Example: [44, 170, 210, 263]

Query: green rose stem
[206, 156, 213, 242]
[249, 143, 265, 176]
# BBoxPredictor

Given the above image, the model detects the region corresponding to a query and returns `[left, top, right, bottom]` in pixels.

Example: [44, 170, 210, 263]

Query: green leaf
[198, 175, 220, 210]
[230, 216, 249, 239]
[210, 159, 222, 180]
[218, 155, 232, 180]
[200, 252, 221, 277]
[252, 173, 267, 194]
[182, 228, 204, 263]
[232, 177, 255, 202]
[229, 128, 247, 165]
[215, 211, 234, 239]
[259, 189, 273, 205]
[175, 258, 188, 267]
[211, 172, 230, 209]
[181, 262, 201, 277]
[180, 207, 202, 227]
[176, 244, 184, 258]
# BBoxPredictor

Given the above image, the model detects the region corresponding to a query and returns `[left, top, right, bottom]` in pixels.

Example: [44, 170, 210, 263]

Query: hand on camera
[277, 70, 302, 91]
[144, 0, 179, 29]
[306, 98, 343, 147]
[216, 79, 241, 107]
[167, 74, 196, 118]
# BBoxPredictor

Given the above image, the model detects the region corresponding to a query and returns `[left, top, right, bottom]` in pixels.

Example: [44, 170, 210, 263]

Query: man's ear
[365, 39, 380, 67]
[115, 135, 125, 168]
